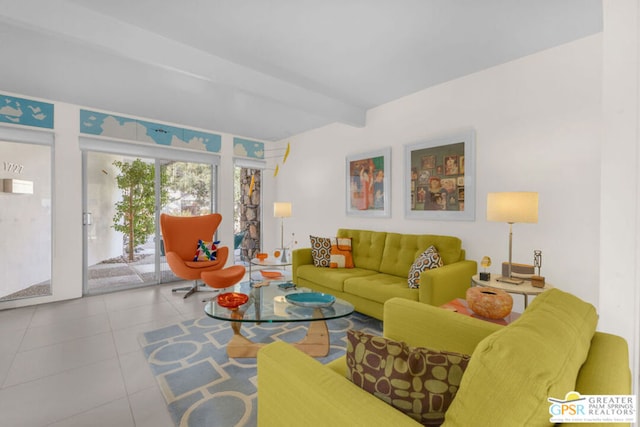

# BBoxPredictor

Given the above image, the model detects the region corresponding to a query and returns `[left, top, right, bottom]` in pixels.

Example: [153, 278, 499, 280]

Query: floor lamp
[273, 202, 292, 262]
[487, 192, 538, 284]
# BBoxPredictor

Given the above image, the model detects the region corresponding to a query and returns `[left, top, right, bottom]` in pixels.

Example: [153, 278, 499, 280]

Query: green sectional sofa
[292, 228, 477, 319]
[258, 289, 632, 426]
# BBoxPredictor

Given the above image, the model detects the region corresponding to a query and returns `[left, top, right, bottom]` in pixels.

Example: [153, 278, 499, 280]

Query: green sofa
[292, 228, 477, 320]
[257, 289, 631, 426]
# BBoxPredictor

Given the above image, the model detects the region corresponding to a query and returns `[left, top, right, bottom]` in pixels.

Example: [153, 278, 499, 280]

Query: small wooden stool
[201, 265, 246, 290]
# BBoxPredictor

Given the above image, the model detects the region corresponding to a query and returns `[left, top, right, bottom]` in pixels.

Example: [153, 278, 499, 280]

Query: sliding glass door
[84, 152, 159, 293]
[159, 160, 215, 282]
[83, 144, 217, 295]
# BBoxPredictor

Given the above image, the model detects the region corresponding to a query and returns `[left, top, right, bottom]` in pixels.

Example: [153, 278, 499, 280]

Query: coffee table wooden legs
[292, 314, 330, 357]
[227, 327, 265, 358]
[226, 308, 330, 358]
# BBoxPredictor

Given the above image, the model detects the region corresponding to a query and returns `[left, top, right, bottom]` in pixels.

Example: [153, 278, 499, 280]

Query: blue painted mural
[233, 137, 264, 159]
[80, 109, 221, 153]
[0, 94, 54, 129]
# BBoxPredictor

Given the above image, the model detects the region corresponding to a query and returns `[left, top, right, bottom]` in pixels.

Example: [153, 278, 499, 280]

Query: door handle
[83, 212, 92, 225]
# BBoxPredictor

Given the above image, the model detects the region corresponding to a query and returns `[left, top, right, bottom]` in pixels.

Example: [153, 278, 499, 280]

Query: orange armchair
[160, 213, 243, 298]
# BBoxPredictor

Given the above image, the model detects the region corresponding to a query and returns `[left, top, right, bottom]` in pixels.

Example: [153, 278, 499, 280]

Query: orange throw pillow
[330, 237, 354, 268]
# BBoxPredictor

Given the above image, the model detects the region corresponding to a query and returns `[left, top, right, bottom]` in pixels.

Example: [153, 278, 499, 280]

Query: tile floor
[0, 281, 220, 427]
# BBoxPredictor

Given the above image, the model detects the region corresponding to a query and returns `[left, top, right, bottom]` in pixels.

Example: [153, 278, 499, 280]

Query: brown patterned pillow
[309, 235, 331, 267]
[346, 330, 470, 426]
[408, 245, 443, 288]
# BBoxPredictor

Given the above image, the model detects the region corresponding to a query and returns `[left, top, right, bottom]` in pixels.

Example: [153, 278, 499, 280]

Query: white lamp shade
[273, 202, 292, 218]
[487, 192, 538, 223]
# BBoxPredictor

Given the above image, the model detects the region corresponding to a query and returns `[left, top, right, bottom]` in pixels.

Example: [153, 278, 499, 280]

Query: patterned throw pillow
[309, 236, 332, 267]
[346, 330, 470, 426]
[193, 240, 219, 261]
[408, 245, 443, 289]
[330, 237, 354, 268]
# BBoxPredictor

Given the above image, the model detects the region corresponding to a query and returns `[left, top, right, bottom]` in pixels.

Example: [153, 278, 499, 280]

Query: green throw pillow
[346, 329, 470, 426]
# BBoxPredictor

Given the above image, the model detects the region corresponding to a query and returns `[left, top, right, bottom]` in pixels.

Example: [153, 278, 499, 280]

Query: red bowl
[217, 292, 249, 309]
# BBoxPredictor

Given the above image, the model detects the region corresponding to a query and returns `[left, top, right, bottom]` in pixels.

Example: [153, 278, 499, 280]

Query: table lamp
[273, 202, 292, 262]
[487, 192, 538, 284]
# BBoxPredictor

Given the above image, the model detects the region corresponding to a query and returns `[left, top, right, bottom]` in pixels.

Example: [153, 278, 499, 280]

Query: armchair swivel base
[171, 282, 212, 299]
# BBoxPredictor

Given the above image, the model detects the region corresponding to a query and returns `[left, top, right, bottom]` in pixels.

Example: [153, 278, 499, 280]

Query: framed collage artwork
[346, 147, 391, 217]
[404, 130, 476, 221]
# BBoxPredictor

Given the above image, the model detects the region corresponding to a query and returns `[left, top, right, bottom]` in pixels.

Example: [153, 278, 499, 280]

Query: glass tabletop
[204, 281, 354, 323]
[250, 257, 292, 267]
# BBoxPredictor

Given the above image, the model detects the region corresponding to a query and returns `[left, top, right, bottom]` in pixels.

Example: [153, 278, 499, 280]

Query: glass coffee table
[204, 280, 354, 358]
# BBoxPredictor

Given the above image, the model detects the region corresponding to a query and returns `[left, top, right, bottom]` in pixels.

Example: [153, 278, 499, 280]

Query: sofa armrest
[561, 332, 632, 427]
[257, 341, 421, 427]
[292, 248, 313, 284]
[383, 297, 501, 355]
[419, 259, 477, 306]
[574, 331, 631, 395]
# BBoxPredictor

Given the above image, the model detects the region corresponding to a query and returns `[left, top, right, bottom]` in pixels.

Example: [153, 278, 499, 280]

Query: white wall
[0, 140, 51, 297]
[270, 18, 638, 389]
[601, 0, 640, 397]
[273, 35, 603, 315]
[218, 134, 240, 253]
[50, 102, 84, 304]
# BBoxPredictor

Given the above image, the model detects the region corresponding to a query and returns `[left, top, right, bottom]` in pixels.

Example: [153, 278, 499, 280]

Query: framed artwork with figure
[404, 130, 475, 221]
[346, 147, 391, 217]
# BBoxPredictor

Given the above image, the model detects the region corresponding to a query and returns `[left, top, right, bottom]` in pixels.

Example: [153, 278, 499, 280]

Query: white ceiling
[0, 0, 602, 141]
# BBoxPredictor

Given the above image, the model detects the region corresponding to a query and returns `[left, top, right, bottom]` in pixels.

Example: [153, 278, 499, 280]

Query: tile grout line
[109, 313, 139, 426]
[0, 307, 36, 390]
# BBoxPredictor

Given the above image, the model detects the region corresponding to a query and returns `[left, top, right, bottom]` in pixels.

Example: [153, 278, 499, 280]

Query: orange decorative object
[273, 250, 281, 258]
[217, 292, 249, 309]
[256, 253, 268, 261]
[260, 270, 283, 278]
[466, 287, 513, 319]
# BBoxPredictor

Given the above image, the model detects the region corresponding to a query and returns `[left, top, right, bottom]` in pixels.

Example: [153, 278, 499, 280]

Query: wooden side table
[471, 274, 553, 308]
[441, 298, 521, 325]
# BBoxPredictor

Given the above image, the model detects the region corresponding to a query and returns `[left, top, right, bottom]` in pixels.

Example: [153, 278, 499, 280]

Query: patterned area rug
[140, 312, 382, 427]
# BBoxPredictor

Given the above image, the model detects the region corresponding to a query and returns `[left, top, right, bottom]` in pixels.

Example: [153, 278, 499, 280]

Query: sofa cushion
[337, 229, 387, 271]
[407, 245, 443, 288]
[344, 274, 419, 304]
[346, 329, 470, 426]
[379, 233, 462, 277]
[443, 288, 598, 427]
[309, 235, 331, 267]
[296, 265, 377, 292]
[330, 237, 354, 268]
